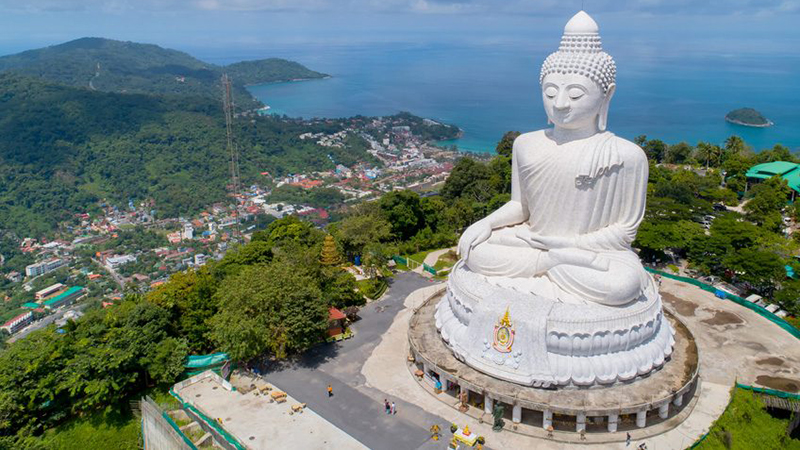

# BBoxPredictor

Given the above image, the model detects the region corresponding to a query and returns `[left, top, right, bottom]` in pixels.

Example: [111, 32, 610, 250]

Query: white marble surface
[445, 11, 675, 386]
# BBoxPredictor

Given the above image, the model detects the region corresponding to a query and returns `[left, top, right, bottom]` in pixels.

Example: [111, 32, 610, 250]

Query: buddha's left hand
[515, 229, 574, 249]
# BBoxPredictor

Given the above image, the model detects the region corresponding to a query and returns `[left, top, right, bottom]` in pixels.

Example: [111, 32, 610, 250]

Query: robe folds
[465, 130, 650, 306]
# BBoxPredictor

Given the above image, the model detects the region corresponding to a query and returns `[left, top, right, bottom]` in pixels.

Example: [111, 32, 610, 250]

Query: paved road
[261, 272, 453, 450]
[8, 302, 87, 343]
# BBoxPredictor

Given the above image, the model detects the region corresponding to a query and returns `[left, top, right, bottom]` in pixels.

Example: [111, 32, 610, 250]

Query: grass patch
[394, 262, 409, 271]
[144, 383, 181, 411]
[407, 249, 433, 265]
[786, 315, 800, 332]
[35, 409, 140, 450]
[433, 250, 458, 271]
[356, 278, 388, 300]
[184, 425, 206, 443]
[695, 387, 800, 449]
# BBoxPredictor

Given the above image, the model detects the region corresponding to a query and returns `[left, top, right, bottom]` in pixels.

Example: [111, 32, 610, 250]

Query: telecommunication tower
[221, 74, 242, 240]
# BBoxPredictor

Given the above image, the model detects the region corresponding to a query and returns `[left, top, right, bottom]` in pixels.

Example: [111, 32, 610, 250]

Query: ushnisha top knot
[539, 11, 617, 93]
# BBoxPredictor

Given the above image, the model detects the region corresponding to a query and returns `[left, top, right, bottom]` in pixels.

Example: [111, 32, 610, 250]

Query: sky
[0, 0, 798, 59]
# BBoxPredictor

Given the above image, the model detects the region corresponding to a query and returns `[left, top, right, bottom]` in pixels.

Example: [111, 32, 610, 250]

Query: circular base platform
[409, 291, 699, 432]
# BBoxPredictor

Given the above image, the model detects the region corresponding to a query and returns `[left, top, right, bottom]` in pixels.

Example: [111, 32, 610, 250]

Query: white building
[25, 258, 66, 277]
[194, 254, 209, 266]
[106, 254, 137, 269]
[2, 311, 33, 334]
[183, 223, 194, 240]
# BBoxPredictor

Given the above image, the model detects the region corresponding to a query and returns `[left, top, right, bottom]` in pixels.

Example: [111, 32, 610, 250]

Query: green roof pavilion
[746, 161, 800, 194]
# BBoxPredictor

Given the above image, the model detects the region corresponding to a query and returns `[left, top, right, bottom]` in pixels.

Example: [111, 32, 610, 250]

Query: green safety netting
[160, 410, 198, 449]
[646, 268, 800, 340]
[170, 388, 246, 450]
[185, 353, 229, 368]
[736, 382, 800, 400]
[183, 353, 230, 378]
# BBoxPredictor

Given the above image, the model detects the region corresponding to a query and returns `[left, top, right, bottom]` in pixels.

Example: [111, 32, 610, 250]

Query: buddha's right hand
[458, 219, 493, 261]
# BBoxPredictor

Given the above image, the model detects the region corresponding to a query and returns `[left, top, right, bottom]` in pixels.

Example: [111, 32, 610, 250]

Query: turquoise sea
[225, 42, 798, 153]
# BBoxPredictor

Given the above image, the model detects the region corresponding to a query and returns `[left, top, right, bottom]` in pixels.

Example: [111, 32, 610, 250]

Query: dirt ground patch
[755, 375, 800, 393]
[662, 292, 698, 316]
[701, 310, 743, 326]
[755, 357, 785, 367]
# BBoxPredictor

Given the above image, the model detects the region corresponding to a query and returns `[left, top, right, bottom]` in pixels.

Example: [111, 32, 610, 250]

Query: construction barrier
[646, 267, 800, 340]
[183, 352, 230, 378]
[423, 263, 437, 275]
[161, 410, 198, 449]
[736, 382, 800, 400]
[170, 387, 246, 450]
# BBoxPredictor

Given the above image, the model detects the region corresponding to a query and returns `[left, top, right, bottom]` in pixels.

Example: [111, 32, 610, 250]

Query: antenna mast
[222, 74, 242, 241]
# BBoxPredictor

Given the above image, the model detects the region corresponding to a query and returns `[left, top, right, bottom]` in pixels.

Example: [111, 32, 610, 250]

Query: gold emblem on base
[492, 307, 515, 353]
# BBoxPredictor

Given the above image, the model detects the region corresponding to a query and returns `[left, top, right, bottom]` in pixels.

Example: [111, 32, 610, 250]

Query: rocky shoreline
[725, 117, 774, 128]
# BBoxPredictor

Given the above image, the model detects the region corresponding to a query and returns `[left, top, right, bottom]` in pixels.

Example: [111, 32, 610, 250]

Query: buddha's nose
[554, 92, 570, 110]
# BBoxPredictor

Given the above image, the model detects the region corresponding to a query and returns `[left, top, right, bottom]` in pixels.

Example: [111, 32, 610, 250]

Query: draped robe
[465, 130, 650, 306]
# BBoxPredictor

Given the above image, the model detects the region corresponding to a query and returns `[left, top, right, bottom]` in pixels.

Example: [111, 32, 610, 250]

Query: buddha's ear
[598, 83, 616, 131]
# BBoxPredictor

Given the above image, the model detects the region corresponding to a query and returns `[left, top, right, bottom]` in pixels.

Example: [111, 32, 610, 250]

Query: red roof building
[327, 307, 347, 337]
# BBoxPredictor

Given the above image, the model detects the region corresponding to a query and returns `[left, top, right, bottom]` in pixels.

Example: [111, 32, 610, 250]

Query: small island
[725, 107, 773, 127]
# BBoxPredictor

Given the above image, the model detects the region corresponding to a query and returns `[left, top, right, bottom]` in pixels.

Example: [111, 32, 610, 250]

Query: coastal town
[0, 113, 466, 343]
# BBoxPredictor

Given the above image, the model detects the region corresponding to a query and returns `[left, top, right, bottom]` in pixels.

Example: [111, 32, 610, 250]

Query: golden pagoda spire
[500, 306, 512, 327]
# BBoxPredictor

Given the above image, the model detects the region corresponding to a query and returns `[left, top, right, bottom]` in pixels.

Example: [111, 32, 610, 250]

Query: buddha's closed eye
[568, 88, 585, 100]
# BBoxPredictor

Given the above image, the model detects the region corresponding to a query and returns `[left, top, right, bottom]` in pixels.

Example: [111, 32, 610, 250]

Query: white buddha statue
[457, 10, 648, 307]
[435, 11, 675, 388]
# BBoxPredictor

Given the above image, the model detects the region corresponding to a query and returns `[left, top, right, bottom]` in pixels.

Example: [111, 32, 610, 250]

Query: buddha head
[539, 11, 616, 132]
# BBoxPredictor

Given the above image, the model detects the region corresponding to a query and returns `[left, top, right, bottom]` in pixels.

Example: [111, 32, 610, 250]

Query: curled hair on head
[539, 15, 617, 93]
[540, 51, 616, 94]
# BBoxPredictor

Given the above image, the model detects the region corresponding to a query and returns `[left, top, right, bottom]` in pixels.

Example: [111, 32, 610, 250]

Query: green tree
[723, 248, 785, 293]
[744, 176, 790, 230]
[362, 242, 390, 279]
[695, 141, 722, 168]
[320, 268, 364, 309]
[252, 216, 322, 249]
[495, 131, 520, 158]
[665, 142, 694, 164]
[210, 262, 327, 361]
[642, 139, 668, 162]
[378, 190, 426, 240]
[335, 213, 391, 257]
[774, 280, 800, 316]
[441, 157, 493, 201]
[146, 267, 219, 352]
[143, 337, 190, 384]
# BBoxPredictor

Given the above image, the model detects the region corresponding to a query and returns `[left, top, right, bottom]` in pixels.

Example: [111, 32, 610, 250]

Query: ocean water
[240, 42, 800, 153]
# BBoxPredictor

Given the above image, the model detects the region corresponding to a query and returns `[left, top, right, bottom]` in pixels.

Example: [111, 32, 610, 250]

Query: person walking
[384, 399, 390, 414]
[626, 432, 631, 446]
[391, 401, 397, 415]
[327, 384, 333, 398]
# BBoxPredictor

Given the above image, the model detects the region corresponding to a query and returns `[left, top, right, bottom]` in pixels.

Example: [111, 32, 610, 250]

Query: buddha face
[541, 73, 613, 131]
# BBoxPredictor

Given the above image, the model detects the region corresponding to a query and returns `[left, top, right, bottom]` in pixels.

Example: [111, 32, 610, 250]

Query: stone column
[673, 393, 684, 407]
[576, 413, 586, 433]
[635, 410, 647, 428]
[512, 405, 522, 424]
[543, 409, 553, 429]
[484, 395, 493, 415]
[607, 414, 619, 433]
[658, 402, 669, 419]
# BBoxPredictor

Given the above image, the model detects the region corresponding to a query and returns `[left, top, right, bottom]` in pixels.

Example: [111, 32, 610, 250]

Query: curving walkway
[361, 275, 800, 449]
